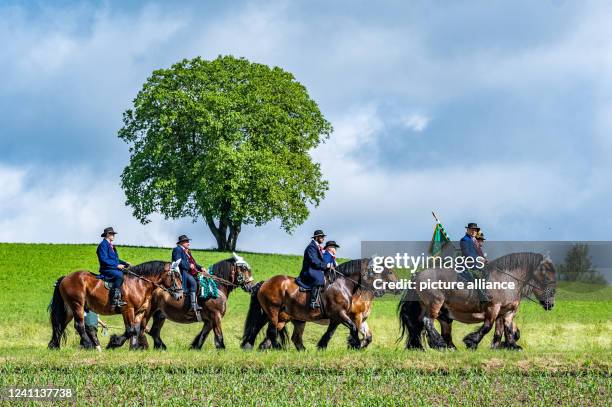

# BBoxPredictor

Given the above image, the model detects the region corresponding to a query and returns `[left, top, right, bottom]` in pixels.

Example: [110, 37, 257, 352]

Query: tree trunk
[205, 215, 241, 251]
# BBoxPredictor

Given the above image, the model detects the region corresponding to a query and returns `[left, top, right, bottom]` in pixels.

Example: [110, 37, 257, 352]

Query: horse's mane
[128, 260, 167, 277]
[210, 258, 235, 282]
[487, 252, 543, 273]
[331, 259, 365, 283]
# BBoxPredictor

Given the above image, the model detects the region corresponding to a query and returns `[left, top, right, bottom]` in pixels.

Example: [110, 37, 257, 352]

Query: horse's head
[364, 258, 399, 297]
[165, 259, 184, 300]
[532, 255, 556, 310]
[232, 252, 255, 292]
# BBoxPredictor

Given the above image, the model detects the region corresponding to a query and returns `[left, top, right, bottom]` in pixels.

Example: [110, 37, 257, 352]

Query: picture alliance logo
[370, 253, 487, 274]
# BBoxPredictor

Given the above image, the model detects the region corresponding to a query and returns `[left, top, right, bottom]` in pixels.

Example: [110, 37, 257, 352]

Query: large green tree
[119, 56, 332, 250]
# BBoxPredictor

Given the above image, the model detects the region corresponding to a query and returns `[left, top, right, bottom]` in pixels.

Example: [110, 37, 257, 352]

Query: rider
[322, 241, 340, 268]
[97, 227, 130, 307]
[296, 230, 333, 309]
[459, 223, 490, 302]
[172, 235, 204, 313]
[475, 231, 486, 257]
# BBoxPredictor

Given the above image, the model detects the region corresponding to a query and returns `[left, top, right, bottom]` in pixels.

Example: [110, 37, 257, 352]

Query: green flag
[429, 223, 451, 257]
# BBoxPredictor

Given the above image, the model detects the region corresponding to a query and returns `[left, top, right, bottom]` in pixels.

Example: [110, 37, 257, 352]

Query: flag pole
[431, 211, 458, 251]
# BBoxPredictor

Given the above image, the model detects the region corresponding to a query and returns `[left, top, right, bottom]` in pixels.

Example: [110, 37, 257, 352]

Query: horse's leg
[190, 320, 213, 350]
[491, 316, 505, 349]
[359, 321, 373, 349]
[336, 310, 361, 350]
[438, 319, 455, 350]
[108, 307, 135, 349]
[259, 305, 282, 350]
[317, 320, 340, 350]
[502, 311, 521, 350]
[147, 310, 167, 350]
[438, 308, 456, 349]
[128, 309, 143, 350]
[71, 303, 94, 349]
[422, 300, 446, 350]
[211, 312, 225, 350]
[137, 317, 149, 350]
[463, 304, 500, 350]
[291, 320, 306, 351]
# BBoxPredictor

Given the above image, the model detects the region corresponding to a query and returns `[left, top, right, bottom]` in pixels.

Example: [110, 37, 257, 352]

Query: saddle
[91, 272, 113, 290]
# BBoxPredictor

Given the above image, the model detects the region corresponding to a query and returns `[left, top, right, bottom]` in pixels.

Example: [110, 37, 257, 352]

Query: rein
[205, 273, 241, 288]
[123, 268, 178, 294]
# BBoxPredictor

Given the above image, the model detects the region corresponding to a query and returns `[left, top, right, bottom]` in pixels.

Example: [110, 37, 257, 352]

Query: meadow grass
[0, 243, 610, 405]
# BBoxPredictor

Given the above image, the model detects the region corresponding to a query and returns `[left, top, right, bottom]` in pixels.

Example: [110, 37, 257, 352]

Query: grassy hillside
[0, 243, 610, 405]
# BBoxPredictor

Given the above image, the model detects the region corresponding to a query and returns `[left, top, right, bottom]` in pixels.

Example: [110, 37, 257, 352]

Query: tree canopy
[119, 56, 332, 250]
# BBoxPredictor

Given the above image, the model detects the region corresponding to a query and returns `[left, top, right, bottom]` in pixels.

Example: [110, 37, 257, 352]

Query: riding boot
[190, 292, 202, 312]
[309, 286, 321, 310]
[112, 288, 127, 307]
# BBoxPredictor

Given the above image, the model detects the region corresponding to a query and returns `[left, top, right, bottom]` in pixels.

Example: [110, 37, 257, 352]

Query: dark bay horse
[241, 259, 397, 350]
[145, 257, 254, 350]
[399, 252, 556, 350]
[48, 261, 182, 350]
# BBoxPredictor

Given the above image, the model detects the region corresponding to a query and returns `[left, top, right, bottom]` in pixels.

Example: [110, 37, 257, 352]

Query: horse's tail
[240, 282, 268, 349]
[397, 287, 424, 349]
[48, 276, 68, 349]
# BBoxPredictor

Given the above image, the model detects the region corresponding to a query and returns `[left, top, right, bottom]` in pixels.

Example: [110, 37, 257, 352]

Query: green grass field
[0, 243, 610, 405]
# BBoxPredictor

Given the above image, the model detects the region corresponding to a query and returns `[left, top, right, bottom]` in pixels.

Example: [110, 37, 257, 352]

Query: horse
[241, 258, 397, 351]
[145, 256, 254, 350]
[285, 265, 399, 350]
[48, 261, 182, 350]
[398, 252, 556, 351]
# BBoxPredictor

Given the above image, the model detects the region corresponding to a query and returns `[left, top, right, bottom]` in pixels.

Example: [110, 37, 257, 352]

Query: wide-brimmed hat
[465, 222, 480, 230]
[177, 235, 191, 244]
[101, 227, 117, 237]
[476, 231, 486, 241]
[312, 230, 326, 238]
[324, 240, 340, 249]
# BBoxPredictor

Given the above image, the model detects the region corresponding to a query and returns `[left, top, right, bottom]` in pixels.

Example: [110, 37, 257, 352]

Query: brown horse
[145, 256, 254, 350]
[399, 252, 556, 351]
[241, 258, 397, 350]
[286, 266, 399, 350]
[48, 261, 182, 350]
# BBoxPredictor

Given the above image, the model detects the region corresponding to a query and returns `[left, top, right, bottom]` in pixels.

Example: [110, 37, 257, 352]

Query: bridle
[489, 263, 556, 306]
[124, 265, 182, 296]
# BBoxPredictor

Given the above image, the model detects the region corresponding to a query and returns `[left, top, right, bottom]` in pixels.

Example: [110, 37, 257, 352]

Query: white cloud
[0, 165, 192, 248]
[402, 114, 429, 132]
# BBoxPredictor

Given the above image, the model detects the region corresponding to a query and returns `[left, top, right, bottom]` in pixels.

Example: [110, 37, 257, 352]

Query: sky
[1, 0, 612, 258]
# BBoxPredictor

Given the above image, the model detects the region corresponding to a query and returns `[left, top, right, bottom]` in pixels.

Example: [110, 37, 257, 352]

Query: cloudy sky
[1, 0, 611, 257]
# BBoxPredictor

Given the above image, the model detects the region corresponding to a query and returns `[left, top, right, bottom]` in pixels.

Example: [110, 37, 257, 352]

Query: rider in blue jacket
[96, 227, 130, 307]
[296, 230, 332, 309]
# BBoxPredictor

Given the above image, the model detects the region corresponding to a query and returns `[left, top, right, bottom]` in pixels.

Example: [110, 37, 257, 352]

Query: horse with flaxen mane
[398, 252, 556, 350]
[145, 257, 254, 350]
[241, 258, 398, 350]
[48, 261, 182, 350]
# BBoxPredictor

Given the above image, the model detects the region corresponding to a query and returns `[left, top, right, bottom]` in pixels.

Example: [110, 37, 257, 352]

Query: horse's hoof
[241, 343, 254, 351]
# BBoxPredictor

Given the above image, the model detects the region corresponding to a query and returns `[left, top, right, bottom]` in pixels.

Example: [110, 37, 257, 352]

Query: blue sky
[1, 0, 611, 257]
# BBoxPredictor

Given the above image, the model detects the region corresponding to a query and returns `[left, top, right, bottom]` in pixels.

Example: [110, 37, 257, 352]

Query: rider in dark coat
[172, 235, 203, 313]
[459, 222, 490, 302]
[296, 230, 332, 309]
[96, 227, 130, 307]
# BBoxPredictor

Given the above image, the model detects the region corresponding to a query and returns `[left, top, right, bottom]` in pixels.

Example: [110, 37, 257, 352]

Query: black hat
[465, 223, 480, 230]
[177, 235, 191, 244]
[324, 240, 340, 249]
[476, 231, 486, 241]
[101, 227, 117, 237]
[312, 230, 326, 238]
